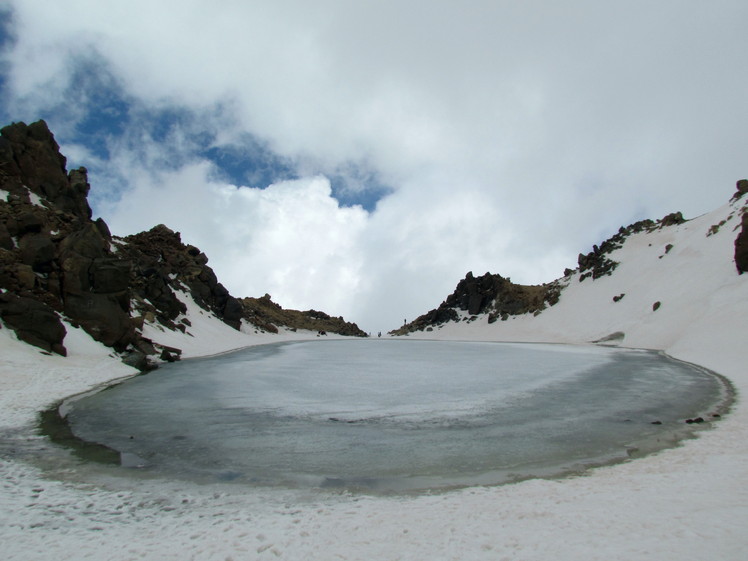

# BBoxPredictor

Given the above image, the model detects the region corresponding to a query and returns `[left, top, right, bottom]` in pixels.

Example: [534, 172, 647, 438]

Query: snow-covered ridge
[404, 192, 747, 355]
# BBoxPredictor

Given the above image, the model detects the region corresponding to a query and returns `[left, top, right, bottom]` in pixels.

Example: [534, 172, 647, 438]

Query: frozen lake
[66, 340, 726, 492]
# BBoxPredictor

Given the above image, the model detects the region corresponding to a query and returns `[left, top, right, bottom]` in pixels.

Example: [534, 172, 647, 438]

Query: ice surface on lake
[67, 340, 723, 491]
[214, 341, 611, 421]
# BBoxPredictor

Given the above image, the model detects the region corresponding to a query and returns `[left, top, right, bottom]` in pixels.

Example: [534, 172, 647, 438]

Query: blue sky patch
[0, 45, 390, 214]
[0, 7, 16, 124]
[327, 168, 392, 212]
[200, 134, 298, 188]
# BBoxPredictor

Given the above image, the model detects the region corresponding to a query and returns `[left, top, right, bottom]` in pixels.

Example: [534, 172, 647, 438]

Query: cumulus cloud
[1, 0, 747, 331]
[102, 165, 366, 317]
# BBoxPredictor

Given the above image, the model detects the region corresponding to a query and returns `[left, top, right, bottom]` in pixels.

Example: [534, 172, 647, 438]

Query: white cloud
[102, 164, 368, 319]
[3, 0, 748, 331]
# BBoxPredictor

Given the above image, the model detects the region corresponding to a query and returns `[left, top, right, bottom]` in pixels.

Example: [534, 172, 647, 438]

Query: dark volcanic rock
[735, 211, 748, 274]
[119, 224, 241, 330]
[0, 121, 155, 359]
[576, 215, 684, 282]
[392, 272, 559, 335]
[660, 212, 685, 227]
[446, 272, 503, 315]
[733, 179, 748, 274]
[240, 294, 368, 337]
[19, 234, 55, 272]
[732, 179, 748, 201]
[56, 223, 134, 350]
[0, 121, 92, 220]
[0, 293, 67, 355]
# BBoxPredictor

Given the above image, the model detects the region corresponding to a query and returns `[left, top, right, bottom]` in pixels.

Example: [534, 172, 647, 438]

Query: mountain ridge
[0, 120, 365, 369]
[392, 181, 747, 337]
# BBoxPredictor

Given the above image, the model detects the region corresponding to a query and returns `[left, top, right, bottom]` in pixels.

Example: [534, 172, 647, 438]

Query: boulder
[0, 293, 67, 355]
[14, 264, 37, 290]
[733, 179, 748, 200]
[90, 258, 131, 294]
[19, 234, 55, 272]
[13, 211, 44, 236]
[62, 292, 134, 350]
[221, 294, 244, 330]
[58, 223, 108, 260]
[121, 350, 152, 371]
[660, 212, 685, 227]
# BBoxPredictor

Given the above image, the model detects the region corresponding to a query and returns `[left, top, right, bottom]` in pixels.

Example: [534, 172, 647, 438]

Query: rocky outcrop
[240, 294, 367, 337]
[58, 222, 136, 350]
[391, 272, 560, 335]
[393, 184, 748, 335]
[736, 214, 748, 274]
[0, 121, 137, 353]
[0, 293, 67, 355]
[731, 179, 748, 202]
[116, 224, 244, 331]
[0, 120, 92, 220]
[577, 214, 688, 281]
[0, 120, 366, 365]
[734, 180, 748, 274]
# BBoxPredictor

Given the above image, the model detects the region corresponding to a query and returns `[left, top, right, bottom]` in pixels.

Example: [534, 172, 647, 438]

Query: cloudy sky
[0, 1, 746, 332]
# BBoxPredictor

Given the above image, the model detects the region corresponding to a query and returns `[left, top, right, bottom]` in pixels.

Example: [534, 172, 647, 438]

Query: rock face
[0, 293, 67, 355]
[735, 181, 748, 274]
[0, 120, 126, 356]
[117, 225, 244, 332]
[391, 272, 560, 335]
[0, 120, 92, 220]
[0, 120, 366, 365]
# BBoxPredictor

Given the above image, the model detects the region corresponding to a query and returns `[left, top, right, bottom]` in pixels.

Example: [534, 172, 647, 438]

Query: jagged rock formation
[0, 120, 134, 355]
[733, 180, 748, 274]
[390, 272, 560, 335]
[0, 120, 365, 366]
[116, 224, 244, 331]
[576, 213, 684, 282]
[240, 294, 367, 336]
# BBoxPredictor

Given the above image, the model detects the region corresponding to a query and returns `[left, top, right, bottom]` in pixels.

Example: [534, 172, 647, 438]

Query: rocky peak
[117, 224, 243, 331]
[1, 119, 367, 366]
[240, 294, 368, 337]
[0, 120, 92, 220]
[391, 272, 559, 335]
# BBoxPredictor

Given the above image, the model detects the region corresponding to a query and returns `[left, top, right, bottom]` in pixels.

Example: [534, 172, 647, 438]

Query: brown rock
[735, 212, 748, 274]
[733, 179, 748, 200]
[0, 293, 67, 355]
[0, 121, 92, 219]
[19, 234, 55, 272]
[14, 264, 37, 290]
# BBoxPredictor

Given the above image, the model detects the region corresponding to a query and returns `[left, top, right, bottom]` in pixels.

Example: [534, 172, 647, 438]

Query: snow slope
[0, 194, 747, 560]
[422, 194, 747, 357]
